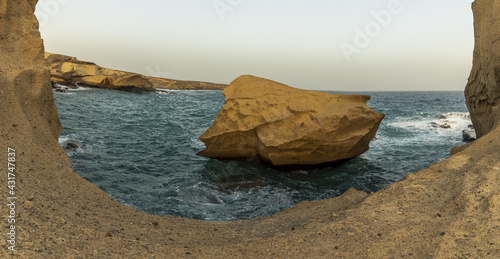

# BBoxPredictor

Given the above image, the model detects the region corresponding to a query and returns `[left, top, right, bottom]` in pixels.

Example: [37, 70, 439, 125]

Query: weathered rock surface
[2, 0, 500, 258]
[197, 75, 384, 167]
[45, 52, 228, 91]
[465, 0, 500, 138]
[0, 1, 63, 141]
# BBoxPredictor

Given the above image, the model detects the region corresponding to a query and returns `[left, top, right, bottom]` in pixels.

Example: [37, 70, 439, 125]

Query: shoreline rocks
[197, 75, 385, 168]
[45, 52, 228, 92]
[462, 129, 477, 142]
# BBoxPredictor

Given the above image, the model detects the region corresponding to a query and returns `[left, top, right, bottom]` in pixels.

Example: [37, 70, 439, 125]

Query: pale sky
[35, 0, 474, 91]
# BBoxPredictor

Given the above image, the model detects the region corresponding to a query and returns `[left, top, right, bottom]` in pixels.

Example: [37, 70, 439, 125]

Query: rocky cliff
[45, 52, 227, 91]
[1, 0, 499, 258]
[198, 75, 384, 167]
[0, 1, 62, 140]
[465, 0, 500, 137]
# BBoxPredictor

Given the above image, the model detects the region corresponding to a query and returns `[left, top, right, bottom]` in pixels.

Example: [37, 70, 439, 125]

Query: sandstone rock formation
[465, 0, 500, 137]
[1, 0, 500, 258]
[0, 2, 63, 141]
[197, 75, 385, 167]
[45, 52, 227, 91]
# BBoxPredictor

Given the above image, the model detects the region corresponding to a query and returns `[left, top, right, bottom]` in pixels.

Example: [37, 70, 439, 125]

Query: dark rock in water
[462, 129, 477, 142]
[439, 115, 447, 120]
[468, 124, 474, 129]
[440, 123, 451, 129]
[55, 88, 66, 93]
[64, 140, 82, 152]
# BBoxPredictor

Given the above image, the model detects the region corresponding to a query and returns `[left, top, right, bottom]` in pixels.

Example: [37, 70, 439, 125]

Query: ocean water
[53, 88, 471, 221]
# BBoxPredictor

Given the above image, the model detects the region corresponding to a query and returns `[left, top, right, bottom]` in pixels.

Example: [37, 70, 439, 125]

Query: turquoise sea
[53, 88, 471, 221]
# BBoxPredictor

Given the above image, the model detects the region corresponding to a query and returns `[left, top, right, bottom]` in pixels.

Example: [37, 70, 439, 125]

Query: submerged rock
[462, 129, 477, 142]
[197, 75, 385, 167]
[440, 123, 451, 129]
[63, 140, 82, 152]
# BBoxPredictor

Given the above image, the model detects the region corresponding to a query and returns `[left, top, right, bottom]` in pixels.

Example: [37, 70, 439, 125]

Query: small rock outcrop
[462, 129, 477, 142]
[45, 52, 228, 91]
[63, 140, 82, 152]
[465, 0, 500, 138]
[2, 0, 500, 258]
[197, 75, 385, 167]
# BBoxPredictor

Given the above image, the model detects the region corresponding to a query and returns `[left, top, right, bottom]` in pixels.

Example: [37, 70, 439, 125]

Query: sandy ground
[1, 0, 500, 258]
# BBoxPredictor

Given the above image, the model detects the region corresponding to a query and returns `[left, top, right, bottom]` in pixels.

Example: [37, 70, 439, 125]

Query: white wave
[190, 138, 206, 149]
[53, 84, 94, 93]
[58, 136, 71, 145]
[155, 88, 181, 92]
[53, 83, 66, 88]
[442, 112, 470, 118]
[432, 112, 471, 130]
[68, 86, 94, 91]
[389, 112, 472, 131]
[156, 90, 176, 95]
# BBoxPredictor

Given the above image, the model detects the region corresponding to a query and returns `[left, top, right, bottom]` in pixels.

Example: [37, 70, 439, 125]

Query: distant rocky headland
[45, 52, 228, 92]
[1, 0, 500, 257]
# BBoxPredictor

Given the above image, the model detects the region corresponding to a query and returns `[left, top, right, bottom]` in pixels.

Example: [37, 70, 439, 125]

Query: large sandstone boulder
[3, 0, 500, 257]
[465, 0, 500, 138]
[197, 75, 385, 167]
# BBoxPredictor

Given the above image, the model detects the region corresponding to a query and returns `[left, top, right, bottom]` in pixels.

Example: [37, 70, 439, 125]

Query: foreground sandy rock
[1, 0, 500, 258]
[197, 75, 385, 167]
[45, 52, 227, 91]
